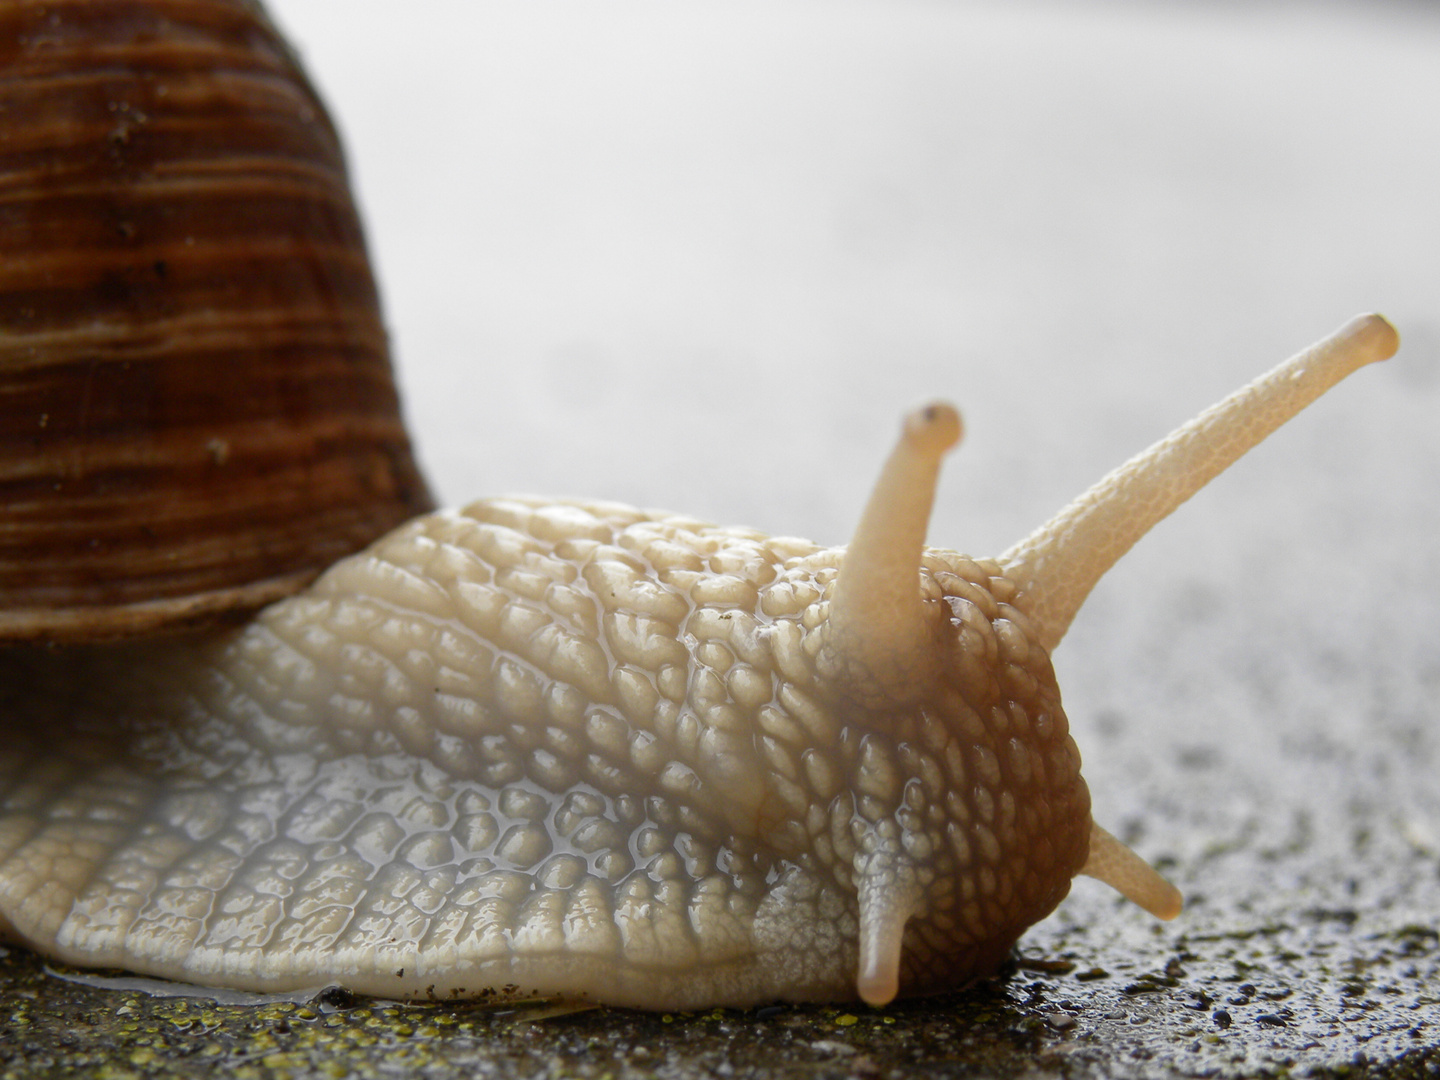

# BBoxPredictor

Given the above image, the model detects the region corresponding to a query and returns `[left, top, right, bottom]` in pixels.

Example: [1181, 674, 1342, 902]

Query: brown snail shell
[0, 0, 434, 643]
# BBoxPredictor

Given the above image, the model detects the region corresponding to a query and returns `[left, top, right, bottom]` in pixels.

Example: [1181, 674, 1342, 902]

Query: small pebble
[1020, 958, 1077, 975]
[1045, 1012, 1077, 1031]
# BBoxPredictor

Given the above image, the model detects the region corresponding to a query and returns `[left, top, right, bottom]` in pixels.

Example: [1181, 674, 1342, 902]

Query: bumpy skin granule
[0, 497, 1090, 1008]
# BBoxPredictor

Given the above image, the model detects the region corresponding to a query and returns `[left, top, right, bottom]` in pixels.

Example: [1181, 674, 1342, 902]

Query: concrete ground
[3, 1, 1438, 1077]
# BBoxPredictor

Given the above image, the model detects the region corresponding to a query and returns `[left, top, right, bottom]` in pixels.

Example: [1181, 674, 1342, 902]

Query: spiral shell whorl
[0, 0, 432, 642]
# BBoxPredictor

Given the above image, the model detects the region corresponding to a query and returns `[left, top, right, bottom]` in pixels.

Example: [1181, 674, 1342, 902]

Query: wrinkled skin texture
[0, 498, 1089, 1008]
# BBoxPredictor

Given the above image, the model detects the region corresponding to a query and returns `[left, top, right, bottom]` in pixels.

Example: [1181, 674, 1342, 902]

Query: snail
[0, 0, 1402, 1010]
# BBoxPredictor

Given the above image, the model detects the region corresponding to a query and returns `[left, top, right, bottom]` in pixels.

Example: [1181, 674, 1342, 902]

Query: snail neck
[1000, 314, 1399, 652]
[819, 404, 962, 706]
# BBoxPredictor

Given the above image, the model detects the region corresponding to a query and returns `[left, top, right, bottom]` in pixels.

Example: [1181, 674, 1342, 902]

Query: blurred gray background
[269, 0, 1437, 545]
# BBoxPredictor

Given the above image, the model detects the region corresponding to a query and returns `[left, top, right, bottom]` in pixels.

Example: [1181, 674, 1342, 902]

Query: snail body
[0, 315, 1399, 1008]
[0, 0, 1403, 1010]
[0, 489, 1088, 1007]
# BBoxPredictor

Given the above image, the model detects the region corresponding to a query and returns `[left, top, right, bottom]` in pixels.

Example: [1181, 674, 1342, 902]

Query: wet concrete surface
[4, 0, 1439, 1076]
[2, 894, 1437, 1079]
